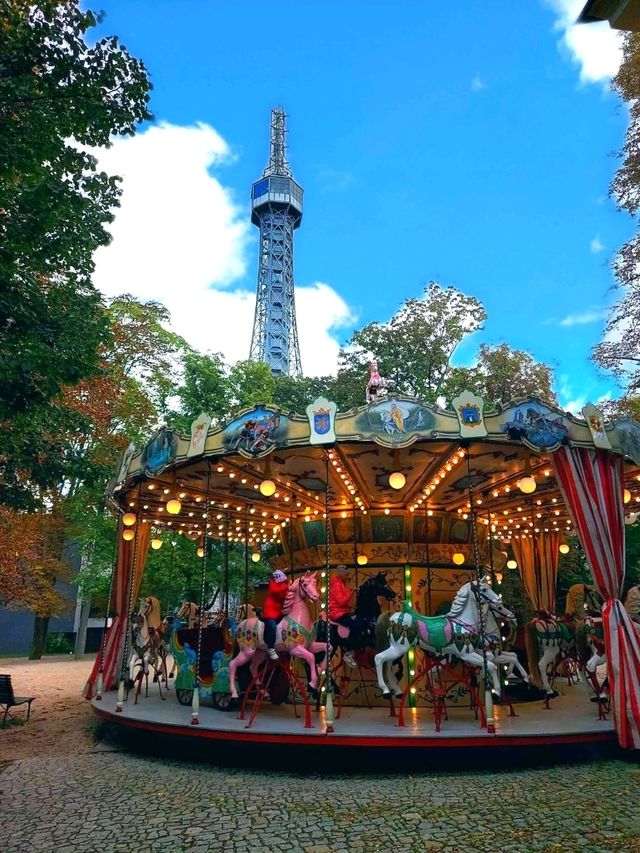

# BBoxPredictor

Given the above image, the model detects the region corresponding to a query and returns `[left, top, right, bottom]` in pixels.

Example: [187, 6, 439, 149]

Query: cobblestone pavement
[1, 660, 640, 853]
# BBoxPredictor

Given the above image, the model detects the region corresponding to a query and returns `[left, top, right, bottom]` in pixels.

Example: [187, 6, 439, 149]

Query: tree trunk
[74, 596, 91, 659]
[29, 615, 50, 659]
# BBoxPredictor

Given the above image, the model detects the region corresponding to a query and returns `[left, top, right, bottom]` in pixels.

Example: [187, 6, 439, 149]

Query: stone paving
[1, 659, 640, 852]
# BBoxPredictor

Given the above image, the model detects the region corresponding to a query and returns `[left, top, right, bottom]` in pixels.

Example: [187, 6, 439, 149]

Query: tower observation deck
[248, 107, 303, 377]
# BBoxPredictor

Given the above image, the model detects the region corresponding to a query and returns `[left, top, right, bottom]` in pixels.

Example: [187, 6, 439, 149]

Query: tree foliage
[594, 33, 640, 399]
[339, 283, 487, 403]
[455, 344, 557, 407]
[0, 1, 151, 420]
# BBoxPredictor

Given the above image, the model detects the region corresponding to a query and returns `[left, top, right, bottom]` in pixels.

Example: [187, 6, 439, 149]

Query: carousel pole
[324, 450, 335, 733]
[95, 502, 121, 700]
[244, 508, 250, 615]
[486, 507, 496, 586]
[464, 447, 495, 734]
[288, 507, 294, 582]
[223, 513, 230, 616]
[192, 463, 211, 725]
[424, 503, 432, 615]
[117, 482, 143, 712]
[353, 503, 358, 589]
[168, 535, 176, 616]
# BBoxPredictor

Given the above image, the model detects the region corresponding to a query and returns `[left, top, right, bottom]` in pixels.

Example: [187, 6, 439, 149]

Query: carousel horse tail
[374, 612, 391, 653]
[525, 621, 543, 689]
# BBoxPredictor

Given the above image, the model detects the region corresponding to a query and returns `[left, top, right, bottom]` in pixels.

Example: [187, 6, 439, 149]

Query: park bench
[0, 674, 35, 727]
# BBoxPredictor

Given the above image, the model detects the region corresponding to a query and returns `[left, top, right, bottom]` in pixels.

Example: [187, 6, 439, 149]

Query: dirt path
[0, 656, 96, 761]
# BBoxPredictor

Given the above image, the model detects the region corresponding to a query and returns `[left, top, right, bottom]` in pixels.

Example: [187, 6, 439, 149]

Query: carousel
[87, 368, 640, 756]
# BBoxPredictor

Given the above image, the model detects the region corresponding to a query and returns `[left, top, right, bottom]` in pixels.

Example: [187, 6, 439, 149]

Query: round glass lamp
[517, 476, 537, 495]
[122, 512, 137, 527]
[151, 538, 163, 551]
[452, 552, 465, 566]
[624, 488, 631, 504]
[259, 479, 276, 497]
[166, 498, 182, 515]
[356, 554, 368, 566]
[251, 551, 261, 563]
[506, 559, 518, 570]
[388, 471, 406, 490]
[122, 528, 135, 542]
[197, 546, 205, 558]
[559, 543, 570, 555]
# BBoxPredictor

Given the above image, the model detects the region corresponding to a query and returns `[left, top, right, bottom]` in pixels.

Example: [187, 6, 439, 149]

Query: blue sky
[90, 0, 628, 410]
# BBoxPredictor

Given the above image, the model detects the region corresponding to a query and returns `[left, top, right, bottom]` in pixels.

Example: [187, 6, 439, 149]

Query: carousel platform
[91, 680, 616, 763]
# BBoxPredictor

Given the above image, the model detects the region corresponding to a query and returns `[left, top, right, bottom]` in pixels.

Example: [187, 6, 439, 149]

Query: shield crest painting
[307, 397, 337, 445]
[314, 411, 331, 435]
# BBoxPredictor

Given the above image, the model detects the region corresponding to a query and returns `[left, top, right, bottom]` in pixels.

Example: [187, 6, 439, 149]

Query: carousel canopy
[109, 393, 640, 562]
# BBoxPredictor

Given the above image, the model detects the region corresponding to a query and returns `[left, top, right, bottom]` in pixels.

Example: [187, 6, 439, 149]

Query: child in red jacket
[262, 570, 289, 660]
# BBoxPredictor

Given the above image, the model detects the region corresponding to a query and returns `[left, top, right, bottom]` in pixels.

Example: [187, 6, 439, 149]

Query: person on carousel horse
[262, 569, 290, 661]
[329, 564, 362, 669]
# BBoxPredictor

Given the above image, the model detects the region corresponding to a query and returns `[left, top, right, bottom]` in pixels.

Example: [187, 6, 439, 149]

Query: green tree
[447, 343, 557, 407]
[339, 282, 487, 403]
[225, 360, 276, 414]
[0, 1, 151, 505]
[593, 33, 640, 400]
[170, 351, 226, 432]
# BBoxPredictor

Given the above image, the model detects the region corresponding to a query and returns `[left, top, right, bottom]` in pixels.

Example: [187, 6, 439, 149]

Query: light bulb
[166, 498, 182, 515]
[122, 512, 137, 527]
[506, 559, 517, 570]
[260, 479, 276, 497]
[197, 546, 205, 558]
[517, 476, 537, 495]
[357, 554, 368, 566]
[151, 538, 163, 550]
[122, 528, 135, 541]
[559, 543, 570, 555]
[251, 551, 261, 563]
[388, 471, 406, 490]
[624, 488, 631, 504]
[452, 552, 465, 566]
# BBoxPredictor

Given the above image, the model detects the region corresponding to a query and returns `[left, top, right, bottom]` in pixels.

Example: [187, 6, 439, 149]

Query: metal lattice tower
[249, 107, 303, 377]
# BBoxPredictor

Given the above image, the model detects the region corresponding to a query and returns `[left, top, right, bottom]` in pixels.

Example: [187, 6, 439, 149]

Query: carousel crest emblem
[458, 402, 481, 425]
[313, 406, 331, 435]
[451, 391, 487, 438]
[306, 396, 337, 444]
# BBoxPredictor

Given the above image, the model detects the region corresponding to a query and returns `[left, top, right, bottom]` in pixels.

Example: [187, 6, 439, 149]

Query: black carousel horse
[315, 571, 397, 662]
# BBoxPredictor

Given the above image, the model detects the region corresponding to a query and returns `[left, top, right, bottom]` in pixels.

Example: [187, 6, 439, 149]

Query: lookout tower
[248, 107, 303, 377]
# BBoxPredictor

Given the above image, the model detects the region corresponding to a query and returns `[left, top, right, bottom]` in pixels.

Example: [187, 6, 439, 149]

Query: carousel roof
[109, 394, 640, 554]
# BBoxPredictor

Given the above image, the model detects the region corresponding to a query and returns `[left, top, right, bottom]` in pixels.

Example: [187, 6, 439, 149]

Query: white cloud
[90, 121, 353, 375]
[590, 234, 605, 253]
[471, 76, 486, 92]
[545, 0, 623, 84]
[559, 308, 605, 326]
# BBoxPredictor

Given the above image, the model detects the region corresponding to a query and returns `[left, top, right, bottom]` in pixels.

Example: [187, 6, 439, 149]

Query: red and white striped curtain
[554, 446, 640, 749]
[84, 521, 151, 699]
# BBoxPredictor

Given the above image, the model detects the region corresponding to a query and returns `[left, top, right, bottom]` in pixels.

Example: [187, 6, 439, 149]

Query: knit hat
[272, 570, 287, 583]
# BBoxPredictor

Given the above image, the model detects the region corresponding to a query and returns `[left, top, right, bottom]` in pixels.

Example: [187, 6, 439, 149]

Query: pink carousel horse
[228, 571, 329, 699]
[366, 360, 387, 404]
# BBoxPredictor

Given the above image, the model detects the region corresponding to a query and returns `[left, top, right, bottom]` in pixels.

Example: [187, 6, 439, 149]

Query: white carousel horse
[365, 360, 387, 404]
[127, 611, 165, 703]
[374, 582, 514, 699]
[139, 596, 172, 685]
[483, 602, 529, 684]
[228, 572, 329, 699]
